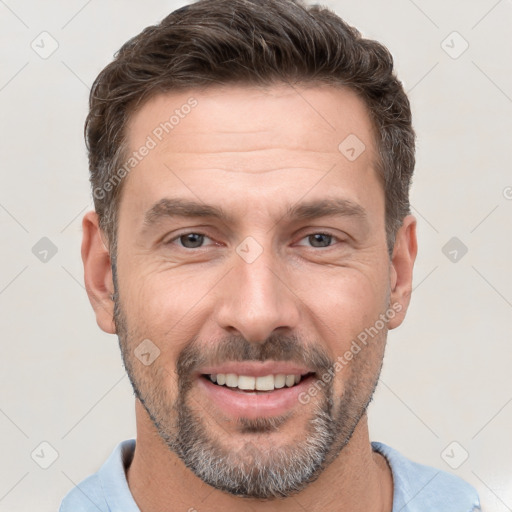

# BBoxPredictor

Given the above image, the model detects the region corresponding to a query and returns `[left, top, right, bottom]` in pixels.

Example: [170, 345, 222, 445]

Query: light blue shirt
[59, 439, 481, 511]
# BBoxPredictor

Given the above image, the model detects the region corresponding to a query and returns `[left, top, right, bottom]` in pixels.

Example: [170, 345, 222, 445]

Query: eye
[296, 232, 339, 248]
[166, 231, 342, 250]
[168, 232, 214, 249]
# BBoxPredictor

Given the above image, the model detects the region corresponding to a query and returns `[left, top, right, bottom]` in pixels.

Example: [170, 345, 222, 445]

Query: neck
[126, 400, 393, 512]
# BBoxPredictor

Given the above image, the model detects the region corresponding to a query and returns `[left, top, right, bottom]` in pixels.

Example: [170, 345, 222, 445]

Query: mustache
[176, 332, 334, 380]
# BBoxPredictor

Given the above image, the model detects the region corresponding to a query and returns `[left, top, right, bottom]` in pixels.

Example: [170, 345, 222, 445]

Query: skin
[82, 84, 417, 512]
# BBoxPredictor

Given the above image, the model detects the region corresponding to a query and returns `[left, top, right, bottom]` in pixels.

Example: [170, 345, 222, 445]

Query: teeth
[255, 375, 274, 391]
[238, 375, 255, 390]
[274, 374, 286, 389]
[285, 375, 295, 387]
[208, 373, 306, 391]
[225, 373, 238, 387]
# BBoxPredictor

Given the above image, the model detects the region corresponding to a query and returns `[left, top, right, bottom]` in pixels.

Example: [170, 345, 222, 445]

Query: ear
[81, 210, 116, 334]
[388, 215, 417, 330]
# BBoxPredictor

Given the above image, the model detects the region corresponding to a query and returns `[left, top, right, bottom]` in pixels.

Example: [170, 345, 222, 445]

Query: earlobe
[388, 215, 418, 330]
[81, 211, 116, 334]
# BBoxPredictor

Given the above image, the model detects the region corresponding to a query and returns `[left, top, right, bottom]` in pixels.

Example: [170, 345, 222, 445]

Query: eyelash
[165, 231, 343, 250]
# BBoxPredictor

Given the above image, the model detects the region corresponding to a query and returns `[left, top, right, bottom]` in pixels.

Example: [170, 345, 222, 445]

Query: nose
[214, 242, 301, 344]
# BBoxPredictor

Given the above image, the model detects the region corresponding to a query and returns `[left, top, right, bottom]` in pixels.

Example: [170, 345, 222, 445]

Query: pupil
[310, 234, 331, 247]
[181, 233, 203, 248]
[180, 234, 331, 249]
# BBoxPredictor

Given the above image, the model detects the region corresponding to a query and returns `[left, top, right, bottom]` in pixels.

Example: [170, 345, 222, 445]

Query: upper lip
[198, 361, 315, 378]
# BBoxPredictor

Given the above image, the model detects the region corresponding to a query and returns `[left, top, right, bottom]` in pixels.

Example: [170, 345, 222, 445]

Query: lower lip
[197, 375, 316, 419]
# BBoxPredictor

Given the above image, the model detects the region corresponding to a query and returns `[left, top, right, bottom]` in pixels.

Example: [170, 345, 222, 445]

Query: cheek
[119, 266, 212, 360]
[120, 259, 190, 322]
[298, 267, 389, 352]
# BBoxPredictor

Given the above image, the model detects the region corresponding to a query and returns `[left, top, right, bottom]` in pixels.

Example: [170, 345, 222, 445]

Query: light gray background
[0, 1, 511, 510]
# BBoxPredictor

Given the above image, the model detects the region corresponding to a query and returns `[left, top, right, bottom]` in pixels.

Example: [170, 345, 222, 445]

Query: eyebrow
[141, 196, 368, 233]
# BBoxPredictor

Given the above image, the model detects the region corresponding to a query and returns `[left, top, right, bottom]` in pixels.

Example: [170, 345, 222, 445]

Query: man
[60, 0, 481, 510]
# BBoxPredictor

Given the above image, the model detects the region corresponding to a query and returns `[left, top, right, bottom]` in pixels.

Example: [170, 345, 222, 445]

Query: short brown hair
[86, 0, 415, 256]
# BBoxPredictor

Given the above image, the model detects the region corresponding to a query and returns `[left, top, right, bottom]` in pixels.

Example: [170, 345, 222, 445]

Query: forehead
[126, 83, 377, 163]
[119, 84, 383, 225]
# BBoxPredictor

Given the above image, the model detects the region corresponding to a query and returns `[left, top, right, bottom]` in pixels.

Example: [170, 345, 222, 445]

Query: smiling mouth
[201, 372, 315, 393]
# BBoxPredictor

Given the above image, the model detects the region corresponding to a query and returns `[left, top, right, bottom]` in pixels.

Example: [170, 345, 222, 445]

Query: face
[89, 84, 416, 499]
